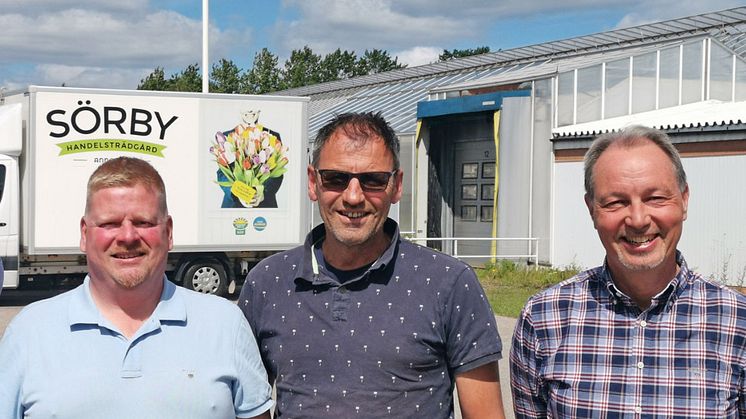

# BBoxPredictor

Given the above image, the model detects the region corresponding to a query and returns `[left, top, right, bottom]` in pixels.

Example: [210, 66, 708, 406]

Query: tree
[242, 48, 282, 94]
[438, 46, 491, 61]
[138, 67, 172, 91]
[356, 49, 406, 75]
[319, 49, 358, 82]
[282, 46, 322, 89]
[170, 63, 202, 92]
[210, 59, 242, 93]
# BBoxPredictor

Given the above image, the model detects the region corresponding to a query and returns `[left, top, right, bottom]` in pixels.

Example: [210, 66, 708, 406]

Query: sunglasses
[316, 169, 397, 192]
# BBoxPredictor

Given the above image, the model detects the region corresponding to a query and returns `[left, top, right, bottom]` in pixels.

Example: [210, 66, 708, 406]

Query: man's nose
[342, 177, 365, 205]
[625, 201, 651, 229]
[116, 221, 140, 242]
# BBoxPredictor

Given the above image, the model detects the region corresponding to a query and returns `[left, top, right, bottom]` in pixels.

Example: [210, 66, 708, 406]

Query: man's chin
[616, 252, 666, 272]
[112, 273, 149, 289]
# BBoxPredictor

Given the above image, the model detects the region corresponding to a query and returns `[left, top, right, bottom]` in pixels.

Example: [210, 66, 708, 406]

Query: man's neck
[88, 277, 163, 339]
[609, 261, 679, 310]
[321, 232, 391, 271]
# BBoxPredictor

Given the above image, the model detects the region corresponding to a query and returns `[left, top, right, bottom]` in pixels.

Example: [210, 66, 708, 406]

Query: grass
[476, 260, 580, 318]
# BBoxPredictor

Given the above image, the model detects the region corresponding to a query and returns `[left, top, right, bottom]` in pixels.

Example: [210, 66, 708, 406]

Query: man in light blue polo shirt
[0, 157, 272, 419]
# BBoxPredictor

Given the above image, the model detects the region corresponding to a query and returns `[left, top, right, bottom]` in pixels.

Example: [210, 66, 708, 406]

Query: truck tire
[182, 259, 229, 296]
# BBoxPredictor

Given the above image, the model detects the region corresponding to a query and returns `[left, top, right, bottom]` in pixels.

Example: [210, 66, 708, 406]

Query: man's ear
[166, 215, 174, 251]
[391, 169, 403, 204]
[80, 217, 88, 252]
[307, 165, 318, 202]
[584, 193, 597, 228]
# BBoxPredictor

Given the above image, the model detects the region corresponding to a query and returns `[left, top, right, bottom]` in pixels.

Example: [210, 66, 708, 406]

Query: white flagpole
[202, 0, 209, 93]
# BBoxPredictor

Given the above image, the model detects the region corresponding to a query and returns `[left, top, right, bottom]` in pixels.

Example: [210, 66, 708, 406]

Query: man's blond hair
[85, 157, 168, 216]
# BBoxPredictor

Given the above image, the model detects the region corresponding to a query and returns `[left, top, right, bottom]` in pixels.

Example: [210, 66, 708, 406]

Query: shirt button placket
[633, 315, 647, 416]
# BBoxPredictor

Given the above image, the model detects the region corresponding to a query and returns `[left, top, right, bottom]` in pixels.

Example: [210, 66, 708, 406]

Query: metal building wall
[497, 97, 532, 257]
[551, 153, 746, 283]
[680, 154, 746, 284]
[531, 79, 554, 264]
[552, 160, 602, 270]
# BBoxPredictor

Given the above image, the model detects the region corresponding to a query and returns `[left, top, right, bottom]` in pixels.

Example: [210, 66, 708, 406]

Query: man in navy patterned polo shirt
[240, 112, 506, 418]
[511, 125, 746, 418]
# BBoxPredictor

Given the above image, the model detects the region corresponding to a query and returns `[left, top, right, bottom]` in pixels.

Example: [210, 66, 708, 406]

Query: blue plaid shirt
[511, 252, 746, 418]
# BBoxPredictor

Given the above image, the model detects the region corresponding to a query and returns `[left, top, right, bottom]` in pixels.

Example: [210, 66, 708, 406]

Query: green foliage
[171, 63, 202, 92]
[282, 46, 322, 89]
[476, 260, 580, 318]
[137, 67, 172, 91]
[357, 49, 406, 74]
[242, 48, 282, 94]
[137, 46, 408, 92]
[210, 58, 242, 93]
[439, 46, 491, 61]
[319, 48, 359, 82]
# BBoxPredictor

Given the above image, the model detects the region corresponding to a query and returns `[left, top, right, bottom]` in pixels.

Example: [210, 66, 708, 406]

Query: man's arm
[455, 361, 506, 419]
[510, 307, 547, 418]
[0, 323, 23, 419]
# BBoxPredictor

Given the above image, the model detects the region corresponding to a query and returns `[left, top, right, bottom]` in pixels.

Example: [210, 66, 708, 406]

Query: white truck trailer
[0, 86, 309, 296]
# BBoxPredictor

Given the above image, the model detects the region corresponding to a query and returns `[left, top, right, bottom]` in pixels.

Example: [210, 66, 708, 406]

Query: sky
[1, 0, 744, 91]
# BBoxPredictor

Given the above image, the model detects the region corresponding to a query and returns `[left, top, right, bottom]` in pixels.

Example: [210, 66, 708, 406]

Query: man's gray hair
[584, 125, 687, 199]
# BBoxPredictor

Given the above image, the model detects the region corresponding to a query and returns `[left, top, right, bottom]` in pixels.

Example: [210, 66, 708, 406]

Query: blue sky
[1, 0, 742, 90]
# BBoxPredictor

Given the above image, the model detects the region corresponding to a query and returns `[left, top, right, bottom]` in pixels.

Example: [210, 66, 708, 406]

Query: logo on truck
[233, 217, 249, 235]
[47, 99, 177, 157]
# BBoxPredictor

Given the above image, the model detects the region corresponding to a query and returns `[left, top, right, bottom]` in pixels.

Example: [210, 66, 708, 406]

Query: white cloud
[1, 1, 251, 89]
[395, 47, 442, 67]
[275, 0, 465, 55]
[614, 1, 743, 28]
[3, 0, 743, 90]
[275, 0, 744, 59]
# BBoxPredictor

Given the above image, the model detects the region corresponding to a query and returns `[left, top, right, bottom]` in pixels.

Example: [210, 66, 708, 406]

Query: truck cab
[0, 102, 21, 291]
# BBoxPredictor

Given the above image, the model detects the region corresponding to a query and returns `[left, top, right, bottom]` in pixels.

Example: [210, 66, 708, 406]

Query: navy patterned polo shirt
[239, 219, 502, 419]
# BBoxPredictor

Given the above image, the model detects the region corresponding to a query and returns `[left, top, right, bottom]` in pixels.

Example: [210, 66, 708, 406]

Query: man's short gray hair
[584, 125, 687, 200]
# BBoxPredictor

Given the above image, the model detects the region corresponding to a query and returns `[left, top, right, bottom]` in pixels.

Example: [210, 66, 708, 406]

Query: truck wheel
[183, 259, 228, 296]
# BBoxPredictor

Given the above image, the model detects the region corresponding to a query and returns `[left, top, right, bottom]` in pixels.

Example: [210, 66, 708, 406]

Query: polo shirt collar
[68, 276, 187, 332]
[299, 218, 400, 286]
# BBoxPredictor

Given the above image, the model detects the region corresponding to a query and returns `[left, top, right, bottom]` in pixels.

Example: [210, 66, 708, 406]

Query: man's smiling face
[586, 139, 688, 277]
[80, 183, 173, 290]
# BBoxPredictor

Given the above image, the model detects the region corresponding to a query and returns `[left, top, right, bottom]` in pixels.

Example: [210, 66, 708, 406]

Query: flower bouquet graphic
[209, 110, 288, 208]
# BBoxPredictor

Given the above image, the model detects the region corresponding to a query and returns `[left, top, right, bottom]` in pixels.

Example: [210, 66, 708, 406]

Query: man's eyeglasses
[316, 169, 396, 192]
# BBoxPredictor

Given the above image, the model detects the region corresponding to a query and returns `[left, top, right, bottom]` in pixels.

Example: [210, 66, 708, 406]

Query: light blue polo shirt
[0, 277, 273, 419]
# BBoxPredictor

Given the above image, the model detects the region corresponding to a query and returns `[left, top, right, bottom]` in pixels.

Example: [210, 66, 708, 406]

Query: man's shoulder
[523, 266, 602, 307]
[175, 286, 241, 315]
[396, 238, 471, 271]
[686, 272, 746, 307]
[4, 287, 79, 335]
[251, 245, 306, 275]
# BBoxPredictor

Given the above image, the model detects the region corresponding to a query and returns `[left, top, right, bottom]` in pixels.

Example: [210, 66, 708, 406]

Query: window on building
[736, 57, 746, 101]
[659, 46, 680, 108]
[605, 58, 630, 118]
[682, 40, 704, 104]
[557, 71, 574, 126]
[632, 52, 657, 113]
[576, 65, 602, 123]
[710, 41, 733, 101]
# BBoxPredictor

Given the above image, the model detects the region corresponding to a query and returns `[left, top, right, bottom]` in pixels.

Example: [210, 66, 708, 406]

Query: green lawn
[476, 260, 580, 318]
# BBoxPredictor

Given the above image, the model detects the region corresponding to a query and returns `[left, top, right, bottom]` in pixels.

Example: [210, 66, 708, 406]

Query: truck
[0, 86, 309, 296]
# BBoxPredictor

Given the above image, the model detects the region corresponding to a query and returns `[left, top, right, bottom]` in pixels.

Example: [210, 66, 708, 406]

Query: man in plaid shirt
[510, 125, 746, 418]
